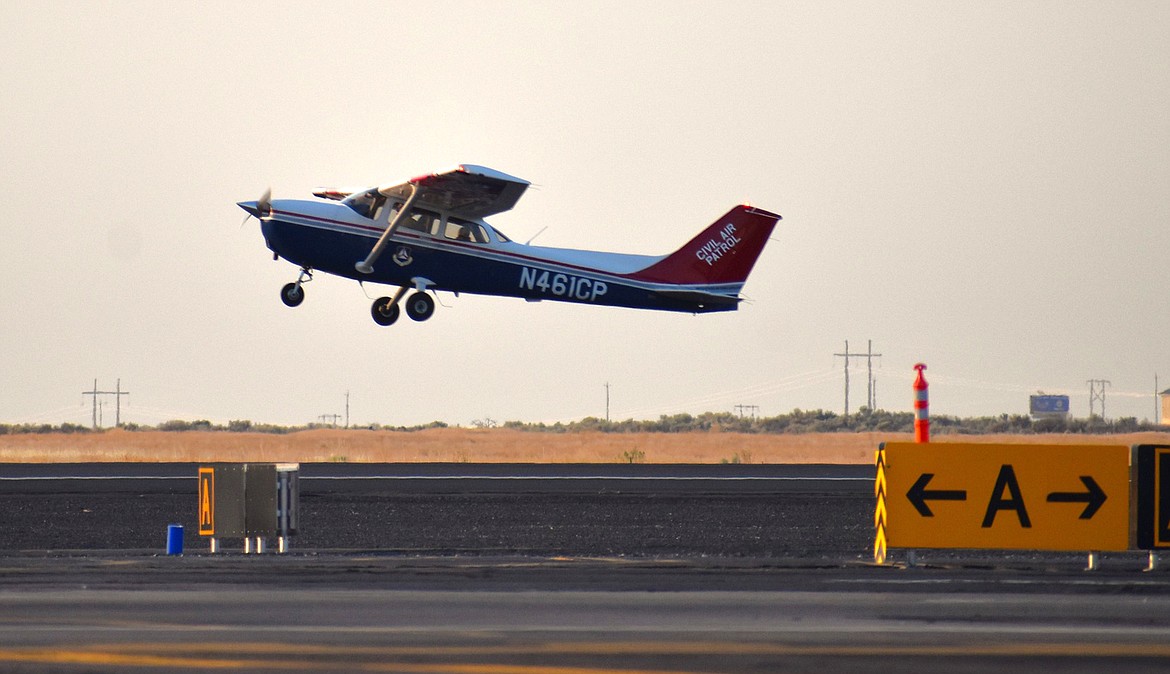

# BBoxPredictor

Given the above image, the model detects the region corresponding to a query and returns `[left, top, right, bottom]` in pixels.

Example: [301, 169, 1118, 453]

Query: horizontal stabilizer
[651, 288, 741, 308]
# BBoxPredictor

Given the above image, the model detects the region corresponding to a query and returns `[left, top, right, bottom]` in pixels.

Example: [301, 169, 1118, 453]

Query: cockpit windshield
[343, 189, 384, 219]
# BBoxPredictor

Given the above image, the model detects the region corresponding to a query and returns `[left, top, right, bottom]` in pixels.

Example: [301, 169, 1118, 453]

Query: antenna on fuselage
[524, 226, 548, 246]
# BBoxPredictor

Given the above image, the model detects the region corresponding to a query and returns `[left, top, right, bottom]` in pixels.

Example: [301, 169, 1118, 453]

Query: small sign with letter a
[198, 467, 215, 536]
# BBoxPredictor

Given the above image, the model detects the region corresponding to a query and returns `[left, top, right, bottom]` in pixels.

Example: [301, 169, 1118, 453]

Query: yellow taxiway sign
[877, 442, 1130, 552]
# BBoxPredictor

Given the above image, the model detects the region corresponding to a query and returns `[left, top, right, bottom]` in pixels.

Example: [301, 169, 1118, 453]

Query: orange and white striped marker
[913, 363, 929, 443]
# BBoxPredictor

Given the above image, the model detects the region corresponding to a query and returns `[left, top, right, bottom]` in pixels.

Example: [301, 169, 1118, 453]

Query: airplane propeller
[238, 187, 272, 227]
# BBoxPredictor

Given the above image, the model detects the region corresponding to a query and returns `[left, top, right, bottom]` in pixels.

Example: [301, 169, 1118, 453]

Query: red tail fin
[633, 205, 780, 285]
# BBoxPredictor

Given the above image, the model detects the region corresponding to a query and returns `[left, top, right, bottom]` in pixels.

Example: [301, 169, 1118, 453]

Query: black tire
[280, 282, 304, 307]
[371, 297, 399, 326]
[405, 292, 435, 322]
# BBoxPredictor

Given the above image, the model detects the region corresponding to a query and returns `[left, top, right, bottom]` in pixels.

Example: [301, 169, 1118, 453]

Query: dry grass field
[2, 428, 1169, 464]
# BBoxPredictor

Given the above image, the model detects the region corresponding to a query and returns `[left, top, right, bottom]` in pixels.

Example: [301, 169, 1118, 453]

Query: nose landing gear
[280, 268, 312, 307]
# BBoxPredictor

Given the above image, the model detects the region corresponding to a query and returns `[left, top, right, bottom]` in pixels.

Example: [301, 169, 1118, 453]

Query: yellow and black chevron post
[874, 443, 888, 564]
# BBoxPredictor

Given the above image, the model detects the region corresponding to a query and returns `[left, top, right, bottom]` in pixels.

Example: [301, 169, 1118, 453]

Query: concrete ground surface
[1, 463, 1168, 673]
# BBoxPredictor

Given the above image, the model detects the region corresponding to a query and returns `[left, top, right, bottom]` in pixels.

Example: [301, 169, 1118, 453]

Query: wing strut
[355, 182, 422, 275]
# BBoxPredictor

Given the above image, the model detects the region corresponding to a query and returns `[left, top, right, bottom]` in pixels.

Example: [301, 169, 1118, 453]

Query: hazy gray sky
[2, 1, 1167, 427]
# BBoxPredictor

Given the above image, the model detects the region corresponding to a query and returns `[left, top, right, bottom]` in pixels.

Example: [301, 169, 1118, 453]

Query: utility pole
[835, 341, 851, 416]
[318, 413, 342, 427]
[865, 340, 880, 410]
[82, 379, 130, 429]
[834, 340, 882, 416]
[113, 379, 127, 427]
[84, 379, 98, 429]
[604, 382, 610, 422]
[1087, 379, 1111, 420]
[345, 391, 350, 429]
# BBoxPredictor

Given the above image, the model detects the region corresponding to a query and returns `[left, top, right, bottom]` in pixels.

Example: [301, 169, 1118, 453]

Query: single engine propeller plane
[238, 165, 780, 326]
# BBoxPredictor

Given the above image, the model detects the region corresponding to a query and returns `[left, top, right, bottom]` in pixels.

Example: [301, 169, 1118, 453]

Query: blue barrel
[166, 524, 184, 555]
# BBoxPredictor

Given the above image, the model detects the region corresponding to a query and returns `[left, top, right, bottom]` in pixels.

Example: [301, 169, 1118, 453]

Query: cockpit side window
[443, 216, 489, 244]
[399, 209, 439, 235]
[369, 195, 388, 221]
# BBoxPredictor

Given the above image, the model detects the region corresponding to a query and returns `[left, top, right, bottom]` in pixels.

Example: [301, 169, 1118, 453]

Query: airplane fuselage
[260, 199, 750, 314]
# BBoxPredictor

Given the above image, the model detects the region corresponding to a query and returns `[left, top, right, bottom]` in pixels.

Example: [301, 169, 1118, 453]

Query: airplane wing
[377, 164, 531, 219]
[353, 165, 530, 275]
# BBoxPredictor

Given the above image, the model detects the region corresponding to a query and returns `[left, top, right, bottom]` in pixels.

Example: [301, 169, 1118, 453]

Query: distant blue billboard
[1030, 395, 1070, 416]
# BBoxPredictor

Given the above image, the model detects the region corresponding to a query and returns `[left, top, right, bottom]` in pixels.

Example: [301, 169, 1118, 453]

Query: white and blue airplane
[238, 165, 780, 326]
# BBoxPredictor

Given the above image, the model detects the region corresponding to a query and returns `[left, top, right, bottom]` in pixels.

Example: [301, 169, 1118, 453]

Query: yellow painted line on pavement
[0, 648, 688, 674]
[0, 648, 273, 670]
[5, 640, 1170, 672]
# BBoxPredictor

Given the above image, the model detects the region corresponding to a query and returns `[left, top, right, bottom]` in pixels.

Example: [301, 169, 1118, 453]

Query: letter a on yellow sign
[198, 468, 215, 535]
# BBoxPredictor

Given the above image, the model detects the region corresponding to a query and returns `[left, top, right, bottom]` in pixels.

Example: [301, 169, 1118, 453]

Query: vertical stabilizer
[633, 205, 781, 286]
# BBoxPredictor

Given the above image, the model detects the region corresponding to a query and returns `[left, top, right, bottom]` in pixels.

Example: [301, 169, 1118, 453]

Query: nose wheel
[280, 283, 304, 307]
[280, 268, 312, 307]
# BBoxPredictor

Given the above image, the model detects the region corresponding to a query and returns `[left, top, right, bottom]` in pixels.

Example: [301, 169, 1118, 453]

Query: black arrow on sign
[907, 473, 968, 517]
[1046, 476, 1107, 520]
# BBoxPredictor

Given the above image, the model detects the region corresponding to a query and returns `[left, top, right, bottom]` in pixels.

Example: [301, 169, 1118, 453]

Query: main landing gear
[370, 290, 434, 326]
[367, 277, 437, 327]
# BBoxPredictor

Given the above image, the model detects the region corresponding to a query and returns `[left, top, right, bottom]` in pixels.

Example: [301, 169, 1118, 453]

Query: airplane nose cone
[237, 200, 261, 217]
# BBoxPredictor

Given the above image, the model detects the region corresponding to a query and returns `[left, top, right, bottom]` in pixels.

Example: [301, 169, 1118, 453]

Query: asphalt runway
[0, 463, 874, 556]
[3, 463, 1170, 673]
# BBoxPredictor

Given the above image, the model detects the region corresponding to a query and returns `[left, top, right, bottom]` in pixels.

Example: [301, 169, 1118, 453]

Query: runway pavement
[2, 462, 1169, 672]
[0, 463, 875, 556]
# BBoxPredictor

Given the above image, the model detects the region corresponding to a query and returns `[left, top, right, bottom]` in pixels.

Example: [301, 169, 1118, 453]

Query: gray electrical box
[198, 463, 299, 552]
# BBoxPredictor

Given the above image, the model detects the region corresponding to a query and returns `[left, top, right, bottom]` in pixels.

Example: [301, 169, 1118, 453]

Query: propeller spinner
[237, 187, 272, 223]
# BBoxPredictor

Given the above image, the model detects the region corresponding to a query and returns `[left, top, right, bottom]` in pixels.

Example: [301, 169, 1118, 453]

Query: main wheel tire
[280, 282, 304, 307]
[405, 292, 435, 322]
[371, 297, 400, 326]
